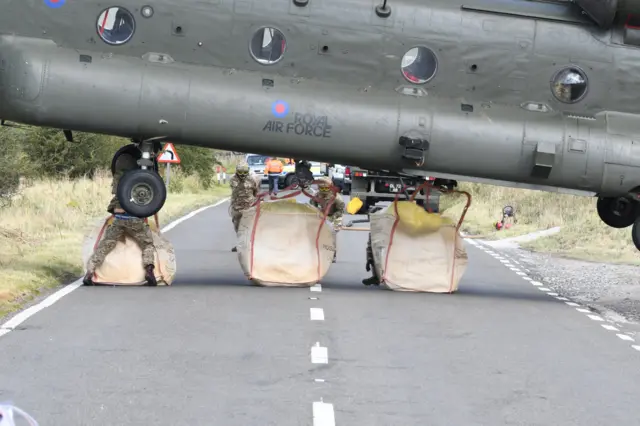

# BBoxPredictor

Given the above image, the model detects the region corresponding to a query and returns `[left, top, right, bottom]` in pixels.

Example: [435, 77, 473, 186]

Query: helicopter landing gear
[114, 138, 166, 218]
[596, 196, 640, 228]
[596, 196, 640, 251]
[294, 159, 314, 187]
[632, 219, 640, 251]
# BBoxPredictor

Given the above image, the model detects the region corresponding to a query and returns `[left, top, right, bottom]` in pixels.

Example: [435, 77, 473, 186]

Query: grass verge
[0, 170, 230, 319]
[441, 182, 640, 265]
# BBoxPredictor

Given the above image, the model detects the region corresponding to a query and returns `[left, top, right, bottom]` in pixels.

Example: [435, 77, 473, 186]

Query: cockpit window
[249, 27, 286, 65]
[550, 67, 588, 104]
[97, 7, 136, 45]
[401, 47, 438, 84]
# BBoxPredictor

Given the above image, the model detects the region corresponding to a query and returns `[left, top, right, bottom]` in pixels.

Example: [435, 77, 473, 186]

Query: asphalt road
[1, 195, 640, 425]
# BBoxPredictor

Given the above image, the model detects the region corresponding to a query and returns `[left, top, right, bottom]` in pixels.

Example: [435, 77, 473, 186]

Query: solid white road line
[312, 401, 336, 426]
[0, 197, 230, 338]
[310, 308, 325, 321]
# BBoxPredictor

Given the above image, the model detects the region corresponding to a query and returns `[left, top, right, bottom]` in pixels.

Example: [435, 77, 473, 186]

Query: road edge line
[0, 197, 230, 338]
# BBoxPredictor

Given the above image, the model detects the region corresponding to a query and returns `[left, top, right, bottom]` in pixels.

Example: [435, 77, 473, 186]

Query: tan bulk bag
[236, 197, 336, 287]
[82, 214, 176, 285]
[369, 200, 469, 293]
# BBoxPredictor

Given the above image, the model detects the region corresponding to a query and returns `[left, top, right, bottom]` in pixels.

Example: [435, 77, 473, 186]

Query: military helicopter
[2, 0, 640, 248]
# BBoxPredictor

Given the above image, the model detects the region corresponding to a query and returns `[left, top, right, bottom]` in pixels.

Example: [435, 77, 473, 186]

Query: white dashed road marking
[311, 284, 322, 292]
[466, 237, 640, 355]
[310, 308, 325, 321]
[311, 342, 329, 364]
[313, 401, 336, 426]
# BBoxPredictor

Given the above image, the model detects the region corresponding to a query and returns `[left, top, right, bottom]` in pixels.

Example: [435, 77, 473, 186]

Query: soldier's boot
[231, 246, 238, 252]
[82, 271, 94, 286]
[362, 276, 380, 286]
[144, 264, 157, 286]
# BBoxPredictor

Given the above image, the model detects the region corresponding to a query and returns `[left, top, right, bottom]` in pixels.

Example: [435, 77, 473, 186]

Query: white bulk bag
[236, 199, 336, 286]
[82, 215, 176, 285]
[369, 201, 468, 293]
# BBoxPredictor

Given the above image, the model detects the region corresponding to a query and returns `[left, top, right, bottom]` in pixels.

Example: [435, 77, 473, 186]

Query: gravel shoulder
[480, 240, 640, 335]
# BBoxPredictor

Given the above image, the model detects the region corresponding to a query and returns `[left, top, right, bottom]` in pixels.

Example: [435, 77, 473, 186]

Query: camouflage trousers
[231, 208, 244, 233]
[86, 216, 155, 273]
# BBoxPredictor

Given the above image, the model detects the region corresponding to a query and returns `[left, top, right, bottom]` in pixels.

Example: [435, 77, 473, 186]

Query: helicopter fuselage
[2, 0, 640, 199]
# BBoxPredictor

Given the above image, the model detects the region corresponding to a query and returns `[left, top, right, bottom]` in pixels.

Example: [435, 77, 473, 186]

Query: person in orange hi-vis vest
[264, 157, 284, 194]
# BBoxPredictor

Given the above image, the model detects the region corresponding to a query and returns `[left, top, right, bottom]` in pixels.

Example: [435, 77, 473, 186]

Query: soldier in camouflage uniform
[362, 235, 380, 285]
[83, 154, 157, 286]
[310, 176, 345, 263]
[230, 162, 259, 252]
[362, 205, 385, 286]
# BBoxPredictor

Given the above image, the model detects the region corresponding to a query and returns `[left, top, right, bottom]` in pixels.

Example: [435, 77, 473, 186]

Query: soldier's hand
[366, 260, 371, 272]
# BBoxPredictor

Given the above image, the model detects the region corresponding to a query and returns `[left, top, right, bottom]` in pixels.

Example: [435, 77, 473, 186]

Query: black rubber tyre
[596, 197, 640, 229]
[632, 219, 640, 251]
[284, 173, 297, 188]
[116, 169, 167, 218]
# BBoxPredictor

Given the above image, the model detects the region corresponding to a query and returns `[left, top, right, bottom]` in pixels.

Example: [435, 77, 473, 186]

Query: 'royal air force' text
[263, 113, 332, 138]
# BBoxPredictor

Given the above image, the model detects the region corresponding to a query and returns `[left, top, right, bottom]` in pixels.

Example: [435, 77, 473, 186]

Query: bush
[0, 126, 230, 189]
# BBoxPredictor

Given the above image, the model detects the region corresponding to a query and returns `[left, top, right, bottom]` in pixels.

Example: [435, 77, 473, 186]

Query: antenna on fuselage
[375, 0, 391, 18]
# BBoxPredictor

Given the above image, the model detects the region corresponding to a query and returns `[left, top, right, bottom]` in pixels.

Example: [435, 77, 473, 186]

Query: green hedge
[0, 125, 223, 205]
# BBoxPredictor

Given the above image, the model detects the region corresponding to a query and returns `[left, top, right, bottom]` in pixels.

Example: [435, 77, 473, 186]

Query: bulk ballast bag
[236, 198, 336, 287]
[369, 201, 469, 293]
[82, 214, 176, 286]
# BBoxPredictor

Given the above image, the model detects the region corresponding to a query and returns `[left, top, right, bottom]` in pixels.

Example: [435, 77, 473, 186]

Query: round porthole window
[550, 67, 588, 104]
[249, 27, 287, 65]
[96, 7, 136, 45]
[401, 46, 438, 84]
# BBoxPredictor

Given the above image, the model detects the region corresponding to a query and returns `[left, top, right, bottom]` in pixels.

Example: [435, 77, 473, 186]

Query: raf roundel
[44, 0, 65, 8]
[272, 100, 289, 118]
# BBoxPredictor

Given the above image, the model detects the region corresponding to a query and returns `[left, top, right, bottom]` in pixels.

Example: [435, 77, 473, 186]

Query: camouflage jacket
[230, 174, 259, 211]
[310, 193, 345, 226]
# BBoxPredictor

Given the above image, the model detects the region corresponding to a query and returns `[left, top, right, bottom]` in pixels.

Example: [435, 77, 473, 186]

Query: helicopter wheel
[596, 196, 640, 229]
[116, 169, 167, 218]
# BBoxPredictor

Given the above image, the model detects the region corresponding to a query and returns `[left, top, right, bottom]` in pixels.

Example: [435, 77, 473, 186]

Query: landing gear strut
[113, 138, 167, 218]
[597, 196, 640, 251]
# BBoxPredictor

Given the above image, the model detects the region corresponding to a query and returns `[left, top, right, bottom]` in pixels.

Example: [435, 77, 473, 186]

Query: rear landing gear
[596, 196, 639, 228]
[113, 138, 167, 218]
[597, 196, 640, 251]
